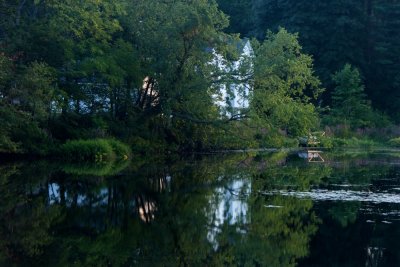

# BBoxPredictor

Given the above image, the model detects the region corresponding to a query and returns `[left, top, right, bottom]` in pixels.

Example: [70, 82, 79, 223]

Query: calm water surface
[1, 151, 400, 266]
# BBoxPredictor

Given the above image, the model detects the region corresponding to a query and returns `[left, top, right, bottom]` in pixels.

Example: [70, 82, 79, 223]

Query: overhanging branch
[171, 111, 249, 125]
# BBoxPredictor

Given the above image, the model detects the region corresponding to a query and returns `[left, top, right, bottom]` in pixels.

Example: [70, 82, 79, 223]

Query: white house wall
[211, 40, 254, 117]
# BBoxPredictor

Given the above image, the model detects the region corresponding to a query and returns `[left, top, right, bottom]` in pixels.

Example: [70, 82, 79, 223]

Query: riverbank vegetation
[1, 0, 400, 157]
[58, 139, 130, 162]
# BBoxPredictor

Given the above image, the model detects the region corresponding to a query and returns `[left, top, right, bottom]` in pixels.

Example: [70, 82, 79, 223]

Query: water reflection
[262, 189, 400, 203]
[366, 246, 384, 267]
[298, 149, 325, 162]
[137, 195, 157, 223]
[207, 175, 251, 249]
[0, 152, 400, 266]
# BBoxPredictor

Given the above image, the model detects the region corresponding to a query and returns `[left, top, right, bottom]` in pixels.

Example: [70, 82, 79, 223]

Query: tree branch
[171, 111, 249, 125]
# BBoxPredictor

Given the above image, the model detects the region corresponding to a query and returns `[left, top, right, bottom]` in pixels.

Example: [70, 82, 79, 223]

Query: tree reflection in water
[136, 195, 157, 223]
[1, 152, 399, 266]
[207, 175, 251, 250]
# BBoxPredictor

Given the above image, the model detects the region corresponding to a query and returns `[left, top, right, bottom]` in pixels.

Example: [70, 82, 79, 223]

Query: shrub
[319, 136, 333, 149]
[258, 129, 298, 148]
[59, 138, 131, 162]
[107, 139, 131, 160]
[60, 139, 115, 162]
[331, 137, 378, 148]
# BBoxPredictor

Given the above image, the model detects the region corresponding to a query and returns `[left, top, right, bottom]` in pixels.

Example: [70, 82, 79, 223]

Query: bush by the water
[107, 139, 131, 159]
[59, 139, 131, 162]
[331, 137, 379, 148]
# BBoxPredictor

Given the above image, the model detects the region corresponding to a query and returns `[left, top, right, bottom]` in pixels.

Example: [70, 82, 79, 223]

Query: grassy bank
[58, 139, 131, 162]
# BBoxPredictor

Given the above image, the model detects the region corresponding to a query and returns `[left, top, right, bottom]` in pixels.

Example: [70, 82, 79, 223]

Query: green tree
[122, 0, 237, 150]
[0, 53, 56, 153]
[329, 64, 373, 128]
[213, 0, 400, 122]
[251, 28, 322, 137]
[44, 0, 129, 115]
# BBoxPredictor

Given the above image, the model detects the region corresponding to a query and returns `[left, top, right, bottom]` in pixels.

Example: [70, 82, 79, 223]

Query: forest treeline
[0, 0, 398, 155]
[218, 0, 400, 118]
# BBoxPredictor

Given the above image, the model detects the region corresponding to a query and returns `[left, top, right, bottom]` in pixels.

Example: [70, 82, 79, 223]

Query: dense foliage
[217, 0, 400, 120]
[251, 29, 322, 137]
[0, 0, 233, 153]
[1, 0, 398, 154]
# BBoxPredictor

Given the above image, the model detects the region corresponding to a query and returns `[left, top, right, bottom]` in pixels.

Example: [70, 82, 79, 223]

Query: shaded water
[1, 151, 400, 266]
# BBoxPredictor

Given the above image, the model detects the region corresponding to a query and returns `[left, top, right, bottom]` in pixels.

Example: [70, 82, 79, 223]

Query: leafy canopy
[251, 28, 322, 137]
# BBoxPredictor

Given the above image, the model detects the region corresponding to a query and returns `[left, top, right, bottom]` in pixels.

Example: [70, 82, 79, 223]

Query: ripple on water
[260, 189, 400, 204]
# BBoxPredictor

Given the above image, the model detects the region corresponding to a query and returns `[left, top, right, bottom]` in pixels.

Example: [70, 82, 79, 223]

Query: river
[0, 150, 399, 266]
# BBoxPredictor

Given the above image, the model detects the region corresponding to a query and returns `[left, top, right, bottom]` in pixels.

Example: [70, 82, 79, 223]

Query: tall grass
[107, 139, 131, 160]
[59, 138, 131, 162]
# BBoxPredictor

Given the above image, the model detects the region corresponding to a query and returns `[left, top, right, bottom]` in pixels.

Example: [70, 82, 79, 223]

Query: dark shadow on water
[0, 152, 400, 266]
